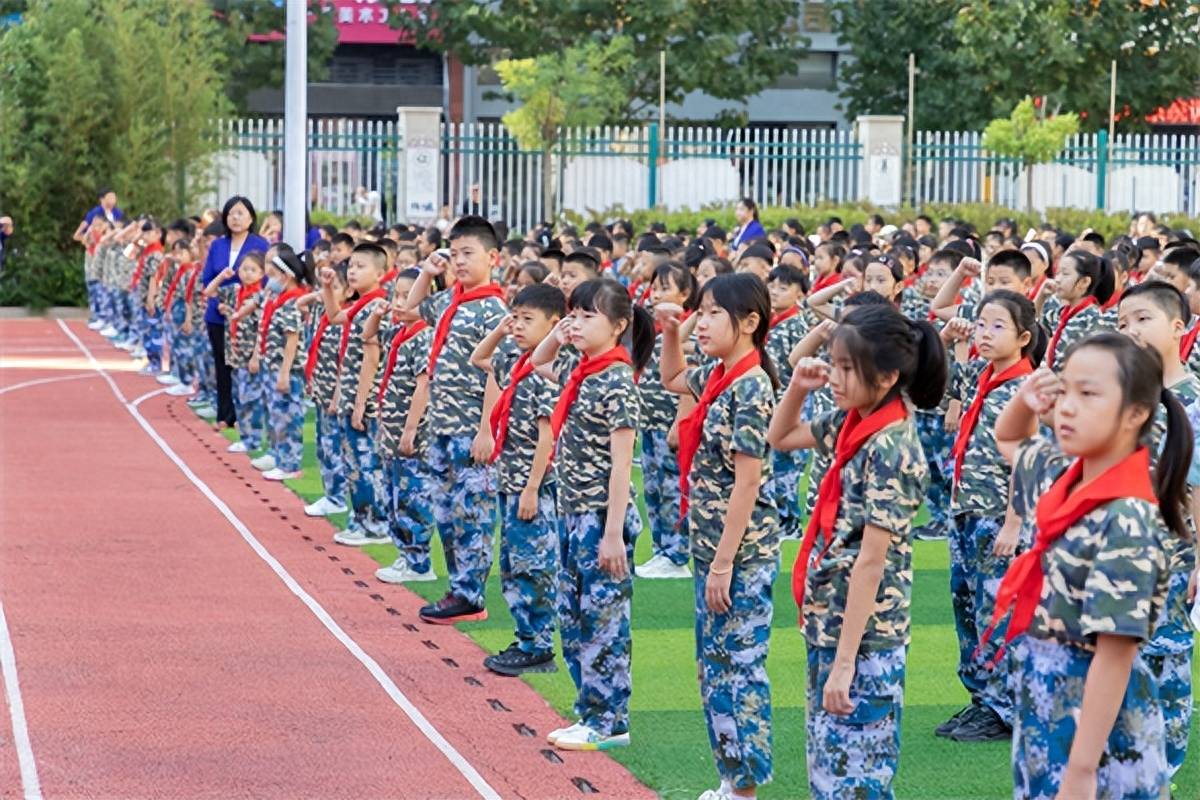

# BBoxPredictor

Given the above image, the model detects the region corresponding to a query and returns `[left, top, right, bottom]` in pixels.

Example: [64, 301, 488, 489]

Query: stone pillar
[396, 106, 442, 225]
[856, 115, 905, 207]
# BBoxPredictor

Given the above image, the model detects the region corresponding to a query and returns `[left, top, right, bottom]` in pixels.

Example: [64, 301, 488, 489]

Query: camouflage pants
[194, 331, 216, 405]
[314, 407, 348, 503]
[949, 513, 984, 703]
[500, 487, 559, 656]
[693, 558, 777, 790]
[86, 279, 101, 319]
[915, 410, 952, 533]
[233, 367, 266, 449]
[641, 428, 687, 566]
[116, 290, 135, 341]
[1012, 637, 1167, 799]
[340, 414, 387, 533]
[765, 448, 803, 539]
[140, 306, 163, 371]
[971, 514, 1019, 725]
[806, 644, 906, 800]
[386, 455, 435, 574]
[558, 505, 641, 736]
[97, 284, 117, 324]
[167, 305, 196, 385]
[267, 373, 304, 472]
[428, 434, 497, 607]
[1144, 650, 1192, 779]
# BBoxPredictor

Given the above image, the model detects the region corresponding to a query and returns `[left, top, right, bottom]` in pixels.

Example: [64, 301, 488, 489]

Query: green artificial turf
[222, 410, 1200, 799]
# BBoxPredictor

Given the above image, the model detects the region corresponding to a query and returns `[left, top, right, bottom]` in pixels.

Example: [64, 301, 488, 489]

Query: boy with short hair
[558, 250, 601, 300]
[764, 263, 808, 540]
[403, 215, 508, 623]
[470, 283, 565, 673]
[324, 242, 390, 544]
[329, 233, 355, 268]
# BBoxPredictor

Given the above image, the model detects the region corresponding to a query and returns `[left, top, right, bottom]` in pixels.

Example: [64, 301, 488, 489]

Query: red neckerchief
[304, 310, 335, 385]
[259, 286, 307, 354]
[228, 279, 263, 340]
[792, 396, 908, 609]
[376, 320, 430, 404]
[549, 345, 632, 449]
[809, 271, 842, 294]
[337, 288, 388, 367]
[1027, 274, 1047, 301]
[978, 447, 1155, 666]
[1046, 296, 1098, 369]
[769, 306, 800, 329]
[489, 350, 538, 462]
[128, 241, 163, 292]
[184, 264, 202, 303]
[1101, 287, 1122, 311]
[951, 358, 1033, 484]
[162, 262, 195, 311]
[627, 279, 643, 300]
[380, 268, 399, 286]
[427, 283, 506, 377]
[676, 349, 761, 517]
[1181, 324, 1200, 361]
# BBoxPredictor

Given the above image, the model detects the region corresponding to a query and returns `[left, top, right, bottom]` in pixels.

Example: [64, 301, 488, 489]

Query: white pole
[283, 0, 307, 250]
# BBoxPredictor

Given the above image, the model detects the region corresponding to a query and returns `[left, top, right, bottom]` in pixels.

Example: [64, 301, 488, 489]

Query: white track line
[0, 600, 42, 800]
[56, 320, 501, 800]
[130, 387, 168, 408]
[0, 373, 97, 398]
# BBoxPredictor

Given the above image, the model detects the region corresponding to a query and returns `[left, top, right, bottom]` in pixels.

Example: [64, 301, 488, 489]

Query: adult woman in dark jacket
[201, 196, 269, 427]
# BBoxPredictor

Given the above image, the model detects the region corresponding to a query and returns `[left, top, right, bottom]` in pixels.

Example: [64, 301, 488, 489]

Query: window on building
[770, 53, 836, 91]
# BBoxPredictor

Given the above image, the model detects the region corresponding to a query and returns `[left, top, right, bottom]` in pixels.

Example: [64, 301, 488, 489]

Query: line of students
[85, 203, 1200, 799]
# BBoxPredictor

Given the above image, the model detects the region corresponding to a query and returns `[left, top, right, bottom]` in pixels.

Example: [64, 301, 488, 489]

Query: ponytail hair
[1061, 250, 1115, 305]
[569, 278, 655, 372]
[829, 303, 948, 410]
[700, 272, 780, 390]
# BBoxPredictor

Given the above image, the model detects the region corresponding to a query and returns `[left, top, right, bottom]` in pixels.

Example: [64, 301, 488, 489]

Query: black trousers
[206, 321, 236, 426]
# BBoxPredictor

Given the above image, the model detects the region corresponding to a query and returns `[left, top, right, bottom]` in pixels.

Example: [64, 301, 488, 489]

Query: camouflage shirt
[377, 324, 433, 459]
[765, 312, 807, 397]
[263, 295, 303, 374]
[554, 361, 641, 516]
[155, 260, 178, 311]
[220, 284, 262, 369]
[136, 251, 162, 300]
[337, 297, 388, 419]
[639, 334, 681, 433]
[951, 359, 1025, 516]
[684, 363, 778, 565]
[186, 266, 207, 326]
[1047, 301, 1108, 371]
[1010, 437, 1169, 652]
[306, 300, 343, 409]
[492, 343, 558, 495]
[898, 286, 930, 321]
[419, 290, 508, 437]
[802, 409, 928, 650]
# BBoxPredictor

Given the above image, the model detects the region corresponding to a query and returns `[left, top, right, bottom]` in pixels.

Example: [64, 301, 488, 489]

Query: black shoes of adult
[484, 642, 557, 676]
[934, 704, 977, 738]
[949, 705, 1012, 742]
[419, 594, 488, 625]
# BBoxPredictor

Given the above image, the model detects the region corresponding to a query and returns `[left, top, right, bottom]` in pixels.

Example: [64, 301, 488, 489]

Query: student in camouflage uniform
[209, 253, 266, 452]
[533, 278, 652, 752]
[130, 222, 165, 367]
[326, 243, 391, 544]
[160, 241, 199, 393]
[939, 290, 1041, 743]
[659, 273, 780, 799]
[369, 270, 437, 583]
[472, 284, 566, 675]
[401, 216, 508, 623]
[1044, 250, 1115, 372]
[993, 334, 1183, 800]
[768, 303, 946, 800]
[184, 244, 215, 408]
[300, 264, 349, 517]
[1117, 281, 1200, 779]
[636, 262, 698, 579]
[764, 264, 808, 542]
[259, 250, 311, 480]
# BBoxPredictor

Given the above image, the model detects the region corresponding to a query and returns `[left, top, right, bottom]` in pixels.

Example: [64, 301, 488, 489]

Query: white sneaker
[195, 405, 217, 420]
[100, 325, 118, 337]
[375, 559, 437, 584]
[547, 721, 585, 745]
[697, 790, 734, 800]
[87, 320, 104, 330]
[304, 496, 348, 517]
[114, 340, 134, 351]
[131, 348, 147, 359]
[156, 373, 181, 385]
[637, 554, 692, 579]
[333, 529, 389, 547]
[364, 518, 389, 537]
[250, 454, 276, 471]
[166, 383, 194, 397]
[227, 441, 249, 453]
[553, 724, 629, 751]
[263, 468, 301, 481]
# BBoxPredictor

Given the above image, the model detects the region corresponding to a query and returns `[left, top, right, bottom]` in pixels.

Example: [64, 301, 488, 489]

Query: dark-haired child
[558, 250, 602, 301]
[402, 216, 508, 624]
[1043, 250, 1114, 371]
[993, 335, 1186, 799]
[259, 251, 310, 480]
[207, 251, 266, 453]
[764, 264, 809, 540]
[300, 266, 349, 518]
[161, 241, 200, 396]
[769, 303, 947, 799]
[637, 261, 697, 579]
[131, 223, 165, 373]
[532, 278, 653, 751]
[470, 283, 565, 674]
[659, 273, 780, 800]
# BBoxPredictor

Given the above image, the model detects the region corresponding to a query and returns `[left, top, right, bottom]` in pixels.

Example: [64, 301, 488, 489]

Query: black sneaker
[484, 643, 557, 676]
[419, 594, 488, 625]
[913, 525, 948, 541]
[935, 704, 977, 738]
[950, 704, 1012, 742]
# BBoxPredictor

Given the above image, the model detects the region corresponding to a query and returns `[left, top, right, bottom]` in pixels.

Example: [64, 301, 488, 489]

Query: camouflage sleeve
[1010, 437, 1067, 519]
[419, 288, 451, 328]
[808, 409, 845, 458]
[491, 345, 516, 386]
[533, 374, 556, 419]
[685, 361, 716, 399]
[1183, 397, 1200, 488]
[604, 371, 639, 433]
[404, 329, 431, 379]
[552, 346, 581, 385]
[1079, 502, 1165, 642]
[862, 430, 925, 534]
[278, 303, 301, 334]
[730, 374, 772, 459]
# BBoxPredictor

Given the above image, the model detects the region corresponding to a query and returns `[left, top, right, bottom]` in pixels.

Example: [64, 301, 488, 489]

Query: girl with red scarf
[991, 334, 1187, 799]
[206, 250, 266, 449]
[1044, 250, 1115, 371]
[658, 273, 780, 800]
[258, 250, 312, 481]
[768, 304, 947, 799]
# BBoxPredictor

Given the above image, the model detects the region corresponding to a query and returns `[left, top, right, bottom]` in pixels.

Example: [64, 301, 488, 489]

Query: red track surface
[0, 318, 654, 800]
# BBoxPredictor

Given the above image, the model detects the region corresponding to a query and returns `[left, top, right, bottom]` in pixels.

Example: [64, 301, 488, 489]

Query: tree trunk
[541, 145, 555, 224]
[1026, 162, 1034, 216]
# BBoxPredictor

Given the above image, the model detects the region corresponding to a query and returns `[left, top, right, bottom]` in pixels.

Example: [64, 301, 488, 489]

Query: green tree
[496, 39, 635, 217]
[391, 0, 808, 122]
[982, 97, 1079, 212]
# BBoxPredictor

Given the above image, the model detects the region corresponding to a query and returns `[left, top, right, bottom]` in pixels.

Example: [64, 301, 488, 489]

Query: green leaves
[982, 98, 1079, 165]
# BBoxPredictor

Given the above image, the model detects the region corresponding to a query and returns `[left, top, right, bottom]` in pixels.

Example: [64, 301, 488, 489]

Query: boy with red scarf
[469, 283, 565, 675]
[764, 264, 808, 541]
[402, 216, 508, 624]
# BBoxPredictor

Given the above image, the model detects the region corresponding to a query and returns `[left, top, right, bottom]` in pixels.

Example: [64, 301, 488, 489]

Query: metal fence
[205, 116, 1200, 229]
